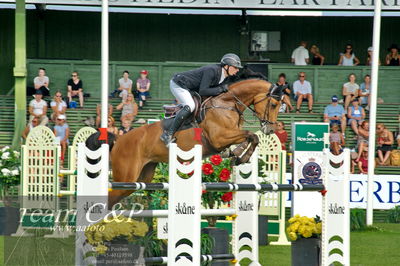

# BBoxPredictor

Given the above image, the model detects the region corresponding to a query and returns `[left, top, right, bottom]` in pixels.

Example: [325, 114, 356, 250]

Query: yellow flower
[315, 222, 322, 234]
[288, 232, 297, 241]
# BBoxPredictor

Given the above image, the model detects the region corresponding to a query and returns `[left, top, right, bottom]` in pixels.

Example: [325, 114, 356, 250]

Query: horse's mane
[223, 65, 268, 86]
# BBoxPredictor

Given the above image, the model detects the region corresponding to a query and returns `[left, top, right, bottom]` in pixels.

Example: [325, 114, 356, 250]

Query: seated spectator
[356, 121, 369, 161]
[274, 121, 288, 150]
[397, 115, 400, 149]
[376, 123, 394, 165]
[275, 73, 294, 113]
[347, 99, 365, 135]
[309, 45, 325, 65]
[366, 47, 381, 66]
[96, 104, 114, 128]
[119, 120, 133, 136]
[53, 114, 69, 165]
[338, 44, 360, 66]
[29, 90, 48, 126]
[357, 147, 369, 174]
[385, 44, 400, 66]
[67, 71, 84, 108]
[359, 74, 371, 110]
[136, 70, 151, 109]
[116, 70, 133, 101]
[32, 68, 50, 96]
[342, 73, 360, 110]
[291, 41, 309, 66]
[293, 72, 313, 113]
[22, 117, 39, 140]
[107, 116, 119, 135]
[329, 124, 345, 155]
[324, 95, 347, 134]
[116, 93, 138, 123]
[50, 91, 67, 122]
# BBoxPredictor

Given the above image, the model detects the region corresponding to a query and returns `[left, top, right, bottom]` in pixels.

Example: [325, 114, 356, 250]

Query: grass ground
[0, 223, 399, 265]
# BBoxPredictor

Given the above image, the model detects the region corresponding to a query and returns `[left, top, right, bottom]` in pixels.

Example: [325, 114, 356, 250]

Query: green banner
[293, 123, 329, 152]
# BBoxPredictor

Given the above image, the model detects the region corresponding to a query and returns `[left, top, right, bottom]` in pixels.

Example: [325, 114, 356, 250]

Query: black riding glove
[220, 84, 229, 93]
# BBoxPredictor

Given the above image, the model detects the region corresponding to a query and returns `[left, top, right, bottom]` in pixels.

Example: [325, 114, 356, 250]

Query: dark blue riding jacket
[172, 64, 226, 97]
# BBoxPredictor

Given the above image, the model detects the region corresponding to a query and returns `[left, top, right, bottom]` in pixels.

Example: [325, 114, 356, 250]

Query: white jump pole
[101, 0, 109, 128]
[367, 0, 382, 226]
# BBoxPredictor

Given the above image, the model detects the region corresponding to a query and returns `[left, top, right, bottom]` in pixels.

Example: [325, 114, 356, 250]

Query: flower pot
[201, 227, 229, 266]
[291, 238, 321, 266]
[97, 242, 145, 266]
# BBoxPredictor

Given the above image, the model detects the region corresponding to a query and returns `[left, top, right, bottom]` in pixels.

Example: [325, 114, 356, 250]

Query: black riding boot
[160, 105, 192, 147]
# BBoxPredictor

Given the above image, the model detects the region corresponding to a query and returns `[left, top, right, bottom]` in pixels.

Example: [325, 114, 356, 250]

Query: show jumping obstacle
[76, 142, 349, 266]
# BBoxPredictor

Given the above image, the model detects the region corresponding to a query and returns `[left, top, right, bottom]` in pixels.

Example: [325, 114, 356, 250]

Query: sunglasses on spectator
[299, 75, 305, 78]
[377, 127, 383, 130]
[72, 74, 77, 77]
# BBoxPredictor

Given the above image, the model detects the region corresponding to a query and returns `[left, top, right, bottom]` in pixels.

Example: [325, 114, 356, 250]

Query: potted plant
[287, 215, 322, 266]
[201, 154, 233, 266]
[0, 146, 21, 235]
[84, 215, 149, 266]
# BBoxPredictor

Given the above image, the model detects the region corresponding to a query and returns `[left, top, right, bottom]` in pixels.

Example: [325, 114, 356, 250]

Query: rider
[160, 53, 243, 146]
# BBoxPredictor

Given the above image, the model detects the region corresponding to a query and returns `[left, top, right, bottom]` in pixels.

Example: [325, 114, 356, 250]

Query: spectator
[274, 121, 288, 150]
[356, 120, 369, 161]
[293, 72, 313, 113]
[347, 99, 365, 135]
[359, 74, 371, 110]
[29, 90, 48, 125]
[107, 116, 119, 135]
[342, 73, 360, 110]
[50, 91, 67, 122]
[96, 104, 114, 128]
[22, 117, 39, 140]
[366, 47, 381, 66]
[309, 45, 325, 65]
[116, 70, 133, 101]
[338, 44, 360, 66]
[376, 123, 394, 165]
[116, 93, 138, 123]
[385, 44, 400, 66]
[33, 68, 50, 96]
[136, 70, 151, 109]
[329, 124, 345, 155]
[53, 114, 69, 165]
[398, 115, 400, 149]
[357, 147, 369, 174]
[67, 71, 84, 108]
[324, 95, 347, 134]
[119, 120, 133, 136]
[275, 73, 294, 113]
[291, 41, 309, 66]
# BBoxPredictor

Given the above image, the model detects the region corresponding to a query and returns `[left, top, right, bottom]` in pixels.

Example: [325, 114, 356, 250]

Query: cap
[368, 46, 373, 52]
[58, 114, 66, 120]
[34, 90, 43, 95]
[331, 95, 338, 102]
[140, 70, 148, 75]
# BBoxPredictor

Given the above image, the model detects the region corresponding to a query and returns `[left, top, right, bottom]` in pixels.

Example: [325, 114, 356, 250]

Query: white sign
[157, 218, 168, 239]
[285, 174, 400, 210]
[3, 0, 400, 10]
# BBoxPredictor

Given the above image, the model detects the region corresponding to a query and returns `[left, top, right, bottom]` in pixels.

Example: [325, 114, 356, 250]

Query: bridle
[227, 86, 282, 128]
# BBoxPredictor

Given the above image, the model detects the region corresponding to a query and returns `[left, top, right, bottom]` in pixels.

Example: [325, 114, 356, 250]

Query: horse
[101, 76, 283, 207]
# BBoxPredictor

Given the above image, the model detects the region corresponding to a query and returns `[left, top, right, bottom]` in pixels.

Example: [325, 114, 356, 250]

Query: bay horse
[106, 77, 283, 207]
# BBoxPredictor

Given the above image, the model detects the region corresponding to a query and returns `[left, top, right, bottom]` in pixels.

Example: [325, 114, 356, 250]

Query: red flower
[221, 192, 233, 202]
[210, 155, 222, 166]
[219, 168, 231, 181]
[202, 190, 207, 194]
[202, 163, 214, 175]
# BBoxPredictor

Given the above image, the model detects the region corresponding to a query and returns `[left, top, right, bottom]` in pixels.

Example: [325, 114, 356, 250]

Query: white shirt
[291, 46, 309, 66]
[119, 78, 133, 89]
[343, 82, 359, 95]
[293, 80, 312, 95]
[50, 100, 67, 112]
[34, 76, 49, 87]
[29, 99, 47, 116]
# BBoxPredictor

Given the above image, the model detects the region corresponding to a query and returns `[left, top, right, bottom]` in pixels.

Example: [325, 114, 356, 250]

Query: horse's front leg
[209, 129, 259, 165]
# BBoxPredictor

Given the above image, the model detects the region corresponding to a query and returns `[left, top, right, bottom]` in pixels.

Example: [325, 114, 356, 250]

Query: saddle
[161, 92, 207, 132]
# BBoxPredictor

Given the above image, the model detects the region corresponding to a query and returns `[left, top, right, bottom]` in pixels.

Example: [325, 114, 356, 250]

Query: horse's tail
[85, 131, 117, 152]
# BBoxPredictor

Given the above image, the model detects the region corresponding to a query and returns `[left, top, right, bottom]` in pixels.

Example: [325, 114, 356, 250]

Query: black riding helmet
[220, 53, 243, 69]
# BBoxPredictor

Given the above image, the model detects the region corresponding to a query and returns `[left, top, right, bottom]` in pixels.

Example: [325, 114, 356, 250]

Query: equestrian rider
[160, 53, 243, 146]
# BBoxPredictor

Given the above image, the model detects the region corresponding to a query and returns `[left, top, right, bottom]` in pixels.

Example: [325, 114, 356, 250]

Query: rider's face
[226, 66, 239, 76]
